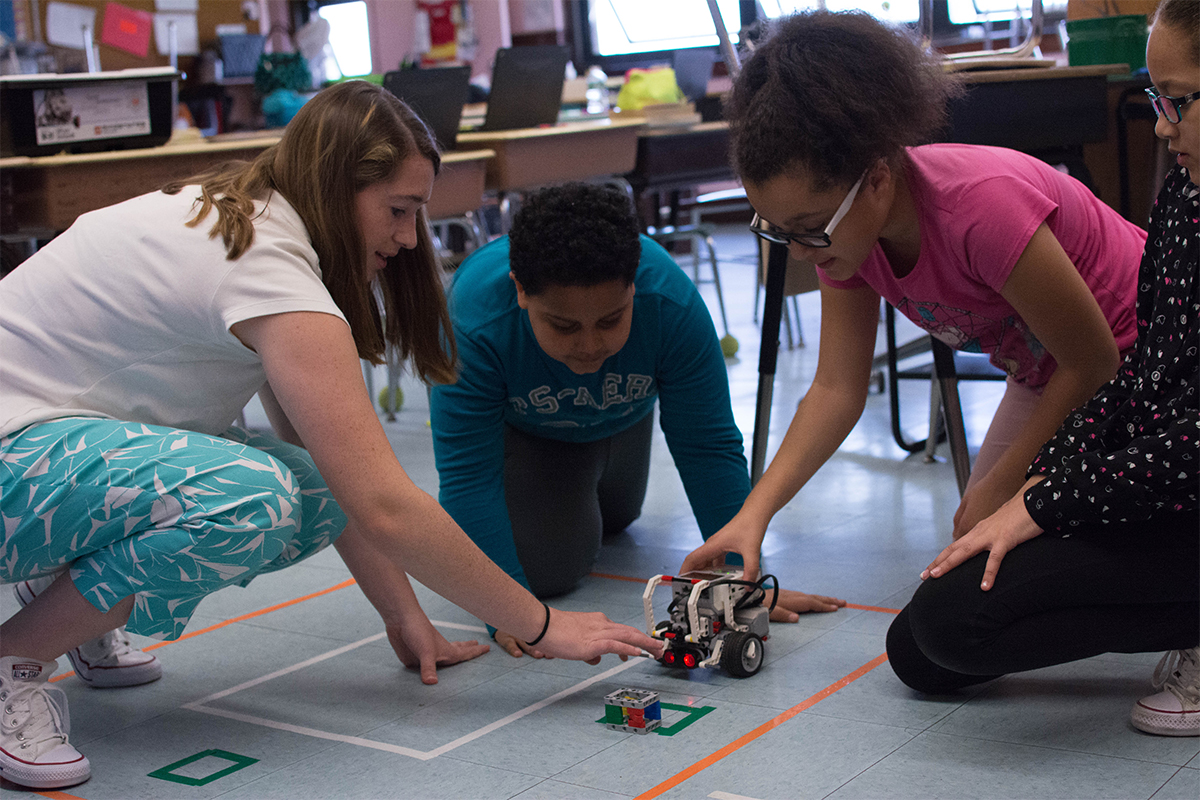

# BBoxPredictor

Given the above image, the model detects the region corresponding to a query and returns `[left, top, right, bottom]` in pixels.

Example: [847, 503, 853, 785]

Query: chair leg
[789, 296, 804, 347]
[922, 378, 942, 463]
[931, 340, 971, 497]
[699, 231, 730, 335]
[383, 347, 403, 422]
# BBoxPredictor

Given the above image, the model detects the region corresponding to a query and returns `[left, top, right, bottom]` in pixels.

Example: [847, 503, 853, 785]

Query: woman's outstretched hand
[387, 617, 490, 685]
[534, 608, 664, 665]
[922, 475, 1047, 591]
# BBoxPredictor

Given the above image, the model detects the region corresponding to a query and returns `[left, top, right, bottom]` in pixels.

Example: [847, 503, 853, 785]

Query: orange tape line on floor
[845, 602, 901, 614]
[634, 652, 890, 800]
[34, 791, 88, 799]
[49, 578, 359, 683]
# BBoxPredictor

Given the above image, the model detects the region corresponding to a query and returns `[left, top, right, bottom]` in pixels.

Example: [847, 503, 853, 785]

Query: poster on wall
[33, 79, 150, 146]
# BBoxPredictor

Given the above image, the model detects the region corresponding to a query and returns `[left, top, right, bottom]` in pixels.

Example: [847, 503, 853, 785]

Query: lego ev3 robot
[643, 566, 778, 678]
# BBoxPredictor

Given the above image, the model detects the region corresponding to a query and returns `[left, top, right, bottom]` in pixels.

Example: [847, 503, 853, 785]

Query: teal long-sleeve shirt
[430, 235, 750, 590]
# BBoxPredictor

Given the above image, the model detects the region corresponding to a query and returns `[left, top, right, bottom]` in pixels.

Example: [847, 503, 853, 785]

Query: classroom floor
[3, 223, 1196, 800]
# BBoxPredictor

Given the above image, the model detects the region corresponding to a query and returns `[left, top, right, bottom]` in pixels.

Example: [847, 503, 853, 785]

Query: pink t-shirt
[820, 144, 1144, 388]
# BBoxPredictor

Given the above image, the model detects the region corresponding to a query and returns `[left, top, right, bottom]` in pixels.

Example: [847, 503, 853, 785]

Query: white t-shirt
[0, 188, 348, 438]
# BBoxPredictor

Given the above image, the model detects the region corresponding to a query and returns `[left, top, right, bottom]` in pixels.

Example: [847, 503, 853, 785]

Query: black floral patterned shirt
[1024, 165, 1199, 531]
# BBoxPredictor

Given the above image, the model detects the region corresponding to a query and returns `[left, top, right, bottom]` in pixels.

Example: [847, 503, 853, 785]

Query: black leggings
[886, 518, 1200, 694]
[503, 412, 654, 598]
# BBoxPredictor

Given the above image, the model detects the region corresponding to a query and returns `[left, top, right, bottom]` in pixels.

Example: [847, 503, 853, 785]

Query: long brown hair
[163, 80, 457, 384]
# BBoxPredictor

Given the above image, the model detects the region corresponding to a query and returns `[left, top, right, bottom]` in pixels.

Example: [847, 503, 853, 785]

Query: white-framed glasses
[749, 173, 866, 249]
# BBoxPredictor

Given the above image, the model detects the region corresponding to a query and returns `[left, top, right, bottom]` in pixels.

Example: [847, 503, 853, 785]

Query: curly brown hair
[726, 10, 963, 191]
[163, 81, 456, 383]
[508, 183, 641, 296]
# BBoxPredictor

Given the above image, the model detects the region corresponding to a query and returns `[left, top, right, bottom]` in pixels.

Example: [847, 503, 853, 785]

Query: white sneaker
[1131, 646, 1200, 737]
[0, 656, 90, 789]
[14, 577, 162, 688]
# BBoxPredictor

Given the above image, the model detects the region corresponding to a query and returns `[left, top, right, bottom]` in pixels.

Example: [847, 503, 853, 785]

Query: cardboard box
[0, 67, 177, 157]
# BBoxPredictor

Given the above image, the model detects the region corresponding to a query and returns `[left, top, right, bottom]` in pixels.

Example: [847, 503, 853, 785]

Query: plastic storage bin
[0, 68, 177, 157]
[1065, 14, 1148, 71]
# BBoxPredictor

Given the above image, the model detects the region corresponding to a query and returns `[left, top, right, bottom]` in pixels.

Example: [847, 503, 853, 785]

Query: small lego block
[644, 701, 661, 720]
[626, 708, 645, 723]
[603, 688, 659, 710]
[603, 705, 625, 725]
[605, 719, 661, 734]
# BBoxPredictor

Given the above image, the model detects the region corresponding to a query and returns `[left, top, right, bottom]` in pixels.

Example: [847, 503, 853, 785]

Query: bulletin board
[15, 0, 264, 72]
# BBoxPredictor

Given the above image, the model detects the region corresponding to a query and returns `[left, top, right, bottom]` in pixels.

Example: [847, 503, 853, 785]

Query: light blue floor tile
[654, 713, 916, 800]
[829, 731, 1182, 800]
[1154, 767, 1200, 799]
[512, 779, 633, 799]
[927, 658, 1200, 766]
[554, 699, 787, 796]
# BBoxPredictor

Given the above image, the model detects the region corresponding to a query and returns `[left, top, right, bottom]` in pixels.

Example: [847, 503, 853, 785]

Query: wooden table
[0, 134, 494, 238]
[454, 117, 643, 192]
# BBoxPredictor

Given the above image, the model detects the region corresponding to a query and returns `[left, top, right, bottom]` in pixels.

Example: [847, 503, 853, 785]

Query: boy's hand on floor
[493, 628, 550, 659]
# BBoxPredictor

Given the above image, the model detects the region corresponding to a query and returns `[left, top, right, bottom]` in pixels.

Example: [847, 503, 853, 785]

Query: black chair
[882, 305, 1006, 495]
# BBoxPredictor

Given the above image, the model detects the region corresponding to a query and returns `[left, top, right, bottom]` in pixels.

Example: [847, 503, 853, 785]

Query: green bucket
[1065, 14, 1148, 71]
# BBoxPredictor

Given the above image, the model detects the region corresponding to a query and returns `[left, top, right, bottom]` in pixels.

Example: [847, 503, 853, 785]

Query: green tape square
[597, 702, 715, 736]
[148, 749, 259, 786]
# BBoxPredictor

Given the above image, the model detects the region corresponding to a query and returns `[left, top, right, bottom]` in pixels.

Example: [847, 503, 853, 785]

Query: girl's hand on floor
[766, 588, 847, 622]
[387, 618, 490, 685]
[493, 628, 549, 659]
[923, 476, 1046, 590]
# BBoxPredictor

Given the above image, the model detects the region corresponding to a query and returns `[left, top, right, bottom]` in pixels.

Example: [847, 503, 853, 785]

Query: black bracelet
[525, 602, 551, 647]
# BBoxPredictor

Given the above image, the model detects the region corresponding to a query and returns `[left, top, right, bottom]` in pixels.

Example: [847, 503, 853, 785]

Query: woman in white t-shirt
[0, 80, 660, 792]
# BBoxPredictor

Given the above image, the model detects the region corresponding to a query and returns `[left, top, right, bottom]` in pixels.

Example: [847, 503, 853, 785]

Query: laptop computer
[382, 65, 472, 150]
[673, 47, 716, 103]
[477, 45, 570, 132]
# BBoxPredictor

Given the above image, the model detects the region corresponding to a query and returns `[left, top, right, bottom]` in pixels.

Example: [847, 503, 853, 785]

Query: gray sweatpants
[503, 411, 654, 597]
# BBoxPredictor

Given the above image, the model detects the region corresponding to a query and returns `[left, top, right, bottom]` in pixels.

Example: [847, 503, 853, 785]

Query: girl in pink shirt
[683, 10, 1145, 586]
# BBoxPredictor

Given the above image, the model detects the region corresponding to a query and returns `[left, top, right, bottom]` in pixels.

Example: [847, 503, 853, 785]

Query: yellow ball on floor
[720, 334, 739, 358]
[377, 387, 404, 412]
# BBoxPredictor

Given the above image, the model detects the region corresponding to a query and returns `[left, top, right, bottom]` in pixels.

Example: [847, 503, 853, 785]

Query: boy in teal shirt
[431, 184, 843, 655]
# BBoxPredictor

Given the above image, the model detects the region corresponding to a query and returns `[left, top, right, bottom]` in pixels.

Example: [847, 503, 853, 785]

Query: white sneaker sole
[0, 746, 91, 790]
[1131, 702, 1200, 737]
[13, 581, 162, 689]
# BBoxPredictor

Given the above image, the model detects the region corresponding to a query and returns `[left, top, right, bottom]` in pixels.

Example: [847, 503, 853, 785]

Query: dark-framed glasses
[749, 173, 865, 249]
[1145, 86, 1200, 124]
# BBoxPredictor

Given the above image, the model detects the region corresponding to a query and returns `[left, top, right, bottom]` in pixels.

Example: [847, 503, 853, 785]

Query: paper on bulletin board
[154, 0, 198, 11]
[154, 13, 199, 56]
[46, 1, 98, 49]
[102, 3, 153, 58]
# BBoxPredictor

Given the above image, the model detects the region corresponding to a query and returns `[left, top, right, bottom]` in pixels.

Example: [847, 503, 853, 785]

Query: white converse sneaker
[14, 577, 162, 688]
[0, 656, 90, 789]
[1131, 646, 1200, 737]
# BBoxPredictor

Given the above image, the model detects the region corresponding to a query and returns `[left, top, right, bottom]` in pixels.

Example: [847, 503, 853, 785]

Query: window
[317, 0, 372, 78]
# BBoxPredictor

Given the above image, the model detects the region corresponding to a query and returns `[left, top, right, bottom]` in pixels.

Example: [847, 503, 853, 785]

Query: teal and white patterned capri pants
[0, 417, 347, 640]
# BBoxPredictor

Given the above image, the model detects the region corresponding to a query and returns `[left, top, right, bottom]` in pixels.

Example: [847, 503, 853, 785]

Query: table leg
[750, 241, 789, 485]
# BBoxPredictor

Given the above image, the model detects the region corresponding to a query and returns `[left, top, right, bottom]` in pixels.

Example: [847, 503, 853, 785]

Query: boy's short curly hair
[508, 183, 642, 295]
[726, 10, 963, 191]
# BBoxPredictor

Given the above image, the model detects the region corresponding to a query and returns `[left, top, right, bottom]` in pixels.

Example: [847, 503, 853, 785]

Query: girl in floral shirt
[887, 0, 1199, 738]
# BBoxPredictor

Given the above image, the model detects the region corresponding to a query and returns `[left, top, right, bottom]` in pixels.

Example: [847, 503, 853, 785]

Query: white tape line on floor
[183, 623, 644, 761]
